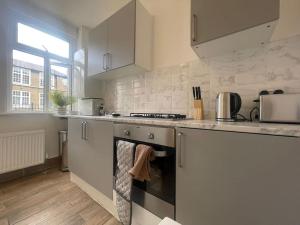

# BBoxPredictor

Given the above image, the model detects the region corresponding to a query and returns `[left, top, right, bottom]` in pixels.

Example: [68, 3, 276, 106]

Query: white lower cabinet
[68, 118, 113, 199]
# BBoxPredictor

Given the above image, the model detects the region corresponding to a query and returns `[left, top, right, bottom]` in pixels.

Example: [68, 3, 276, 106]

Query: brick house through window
[12, 59, 69, 111]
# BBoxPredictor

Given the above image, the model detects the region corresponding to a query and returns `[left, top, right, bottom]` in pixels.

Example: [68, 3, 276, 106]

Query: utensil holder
[193, 100, 204, 120]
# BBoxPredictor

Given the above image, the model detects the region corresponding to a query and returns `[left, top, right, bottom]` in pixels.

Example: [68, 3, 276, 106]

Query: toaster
[260, 94, 300, 123]
[78, 98, 104, 116]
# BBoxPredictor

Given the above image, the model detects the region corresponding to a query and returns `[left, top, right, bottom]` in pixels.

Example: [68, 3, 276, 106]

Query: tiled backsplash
[102, 35, 300, 119]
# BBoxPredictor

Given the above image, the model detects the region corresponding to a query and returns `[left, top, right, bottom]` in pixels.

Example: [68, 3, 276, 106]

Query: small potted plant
[49, 91, 75, 115]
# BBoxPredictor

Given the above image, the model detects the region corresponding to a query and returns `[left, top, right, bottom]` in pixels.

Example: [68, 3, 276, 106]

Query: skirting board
[0, 156, 61, 184]
[70, 172, 119, 219]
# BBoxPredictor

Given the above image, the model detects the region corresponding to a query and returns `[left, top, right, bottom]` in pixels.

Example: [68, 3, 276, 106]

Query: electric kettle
[216, 92, 241, 121]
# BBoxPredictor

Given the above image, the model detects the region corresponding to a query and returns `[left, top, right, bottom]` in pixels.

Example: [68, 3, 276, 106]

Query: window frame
[7, 17, 74, 113]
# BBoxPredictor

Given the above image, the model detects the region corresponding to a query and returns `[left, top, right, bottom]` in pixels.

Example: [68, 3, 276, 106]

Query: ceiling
[28, 0, 131, 28]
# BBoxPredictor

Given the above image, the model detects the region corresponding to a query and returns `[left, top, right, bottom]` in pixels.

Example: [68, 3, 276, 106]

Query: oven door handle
[177, 132, 183, 168]
[154, 150, 169, 157]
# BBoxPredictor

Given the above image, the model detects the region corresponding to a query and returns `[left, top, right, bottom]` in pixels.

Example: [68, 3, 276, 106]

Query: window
[9, 22, 72, 113]
[12, 90, 31, 109]
[12, 67, 31, 86]
[13, 67, 21, 83]
[51, 76, 56, 90]
[39, 93, 44, 110]
[17, 23, 70, 58]
[12, 91, 21, 106]
[39, 72, 44, 88]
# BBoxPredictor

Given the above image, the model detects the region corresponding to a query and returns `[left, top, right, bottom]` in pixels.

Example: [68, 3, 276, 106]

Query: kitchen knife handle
[178, 132, 183, 168]
[193, 87, 196, 100]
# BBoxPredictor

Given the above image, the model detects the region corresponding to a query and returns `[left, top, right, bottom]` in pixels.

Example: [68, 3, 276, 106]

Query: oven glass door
[113, 138, 176, 205]
[133, 147, 175, 205]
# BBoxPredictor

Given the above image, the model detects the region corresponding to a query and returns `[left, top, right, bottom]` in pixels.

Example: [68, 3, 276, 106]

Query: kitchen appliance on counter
[216, 92, 241, 121]
[78, 98, 104, 116]
[113, 123, 176, 220]
[260, 94, 300, 123]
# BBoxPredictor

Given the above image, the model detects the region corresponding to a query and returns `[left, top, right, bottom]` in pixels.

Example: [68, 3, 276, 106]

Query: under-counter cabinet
[68, 118, 113, 199]
[176, 128, 300, 225]
[88, 0, 153, 78]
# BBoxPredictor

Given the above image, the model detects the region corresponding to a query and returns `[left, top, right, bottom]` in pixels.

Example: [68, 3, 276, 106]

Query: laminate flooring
[0, 169, 120, 225]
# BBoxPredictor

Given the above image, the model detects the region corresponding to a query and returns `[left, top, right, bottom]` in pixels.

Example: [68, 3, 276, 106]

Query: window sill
[0, 112, 53, 116]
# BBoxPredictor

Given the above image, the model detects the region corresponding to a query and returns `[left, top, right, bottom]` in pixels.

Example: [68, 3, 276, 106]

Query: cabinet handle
[84, 122, 88, 140]
[103, 54, 106, 71]
[192, 14, 197, 42]
[107, 53, 112, 70]
[178, 132, 183, 168]
[81, 122, 84, 140]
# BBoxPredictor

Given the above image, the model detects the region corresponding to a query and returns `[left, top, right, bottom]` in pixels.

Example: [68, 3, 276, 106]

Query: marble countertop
[55, 114, 300, 137]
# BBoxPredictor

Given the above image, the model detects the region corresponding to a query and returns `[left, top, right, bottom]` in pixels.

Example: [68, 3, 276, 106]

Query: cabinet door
[191, 0, 279, 45]
[68, 119, 114, 199]
[107, 0, 135, 70]
[176, 128, 300, 225]
[85, 120, 114, 198]
[68, 118, 86, 177]
[87, 21, 108, 76]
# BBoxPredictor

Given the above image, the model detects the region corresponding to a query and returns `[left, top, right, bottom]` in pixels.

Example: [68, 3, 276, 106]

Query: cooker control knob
[148, 133, 154, 139]
[123, 130, 130, 136]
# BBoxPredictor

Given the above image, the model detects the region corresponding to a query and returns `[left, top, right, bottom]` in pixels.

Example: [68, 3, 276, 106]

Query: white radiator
[0, 130, 46, 174]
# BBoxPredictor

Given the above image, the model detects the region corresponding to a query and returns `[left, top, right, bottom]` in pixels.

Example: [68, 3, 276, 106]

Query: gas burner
[130, 113, 186, 120]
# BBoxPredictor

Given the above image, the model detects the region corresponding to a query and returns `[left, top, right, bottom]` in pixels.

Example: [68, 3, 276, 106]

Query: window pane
[12, 90, 21, 106]
[49, 63, 70, 111]
[12, 50, 44, 112]
[13, 67, 21, 84]
[39, 72, 44, 88]
[39, 93, 44, 110]
[17, 23, 70, 58]
[21, 91, 30, 107]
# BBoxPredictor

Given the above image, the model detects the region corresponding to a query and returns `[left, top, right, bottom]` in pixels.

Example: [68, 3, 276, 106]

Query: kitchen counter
[56, 114, 300, 137]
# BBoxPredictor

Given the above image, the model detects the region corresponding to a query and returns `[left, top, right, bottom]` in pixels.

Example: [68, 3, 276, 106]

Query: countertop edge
[53, 114, 300, 138]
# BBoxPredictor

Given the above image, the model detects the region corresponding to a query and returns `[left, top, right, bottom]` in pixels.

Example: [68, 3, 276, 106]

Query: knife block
[193, 100, 204, 120]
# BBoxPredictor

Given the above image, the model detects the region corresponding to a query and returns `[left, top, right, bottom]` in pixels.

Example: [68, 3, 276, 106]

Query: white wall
[0, 114, 67, 158]
[139, 0, 300, 69]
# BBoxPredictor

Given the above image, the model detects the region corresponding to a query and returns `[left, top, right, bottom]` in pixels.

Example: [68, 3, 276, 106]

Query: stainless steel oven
[113, 123, 176, 219]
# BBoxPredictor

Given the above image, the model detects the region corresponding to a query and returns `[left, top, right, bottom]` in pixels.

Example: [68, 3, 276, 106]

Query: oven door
[132, 147, 175, 219]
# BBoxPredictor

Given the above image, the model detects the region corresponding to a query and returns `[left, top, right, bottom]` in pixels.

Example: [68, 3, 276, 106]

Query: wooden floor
[0, 169, 120, 225]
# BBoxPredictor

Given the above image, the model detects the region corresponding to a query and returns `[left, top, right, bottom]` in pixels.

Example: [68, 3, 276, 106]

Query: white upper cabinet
[88, 21, 108, 75]
[87, 0, 153, 79]
[191, 0, 280, 57]
[107, 1, 135, 70]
